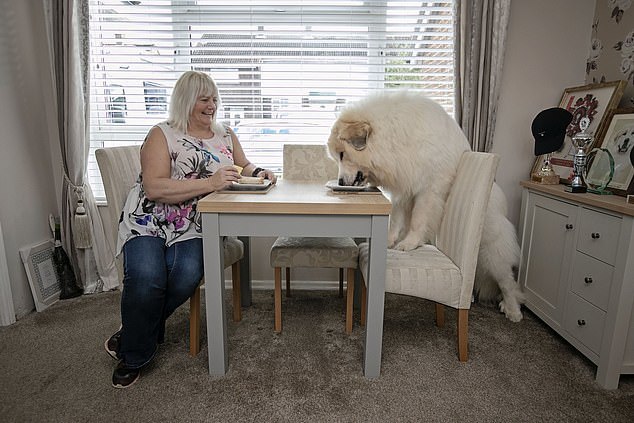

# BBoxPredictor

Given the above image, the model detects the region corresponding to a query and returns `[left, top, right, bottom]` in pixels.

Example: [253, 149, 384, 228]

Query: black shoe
[104, 329, 121, 360]
[112, 361, 141, 389]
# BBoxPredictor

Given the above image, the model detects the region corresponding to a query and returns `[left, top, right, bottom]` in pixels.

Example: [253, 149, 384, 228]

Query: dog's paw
[499, 299, 523, 322]
[393, 239, 419, 251]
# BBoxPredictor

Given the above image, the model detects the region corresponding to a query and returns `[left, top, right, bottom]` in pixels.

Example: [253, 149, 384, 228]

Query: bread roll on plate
[237, 176, 264, 184]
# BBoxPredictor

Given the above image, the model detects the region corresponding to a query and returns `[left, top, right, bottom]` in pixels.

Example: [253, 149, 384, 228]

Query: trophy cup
[565, 117, 593, 193]
[531, 107, 573, 184]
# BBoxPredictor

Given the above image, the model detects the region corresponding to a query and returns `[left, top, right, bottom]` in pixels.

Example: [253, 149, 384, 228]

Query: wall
[0, 0, 62, 318]
[492, 0, 595, 226]
[587, 0, 634, 105]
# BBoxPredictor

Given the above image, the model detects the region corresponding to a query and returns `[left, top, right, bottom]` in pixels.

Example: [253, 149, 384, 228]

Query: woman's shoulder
[213, 121, 232, 136]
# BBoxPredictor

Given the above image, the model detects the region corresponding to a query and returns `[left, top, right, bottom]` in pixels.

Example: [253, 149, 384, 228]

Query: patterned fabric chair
[358, 151, 499, 361]
[95, 145, 244, 356]
[270, 144, 359, 333]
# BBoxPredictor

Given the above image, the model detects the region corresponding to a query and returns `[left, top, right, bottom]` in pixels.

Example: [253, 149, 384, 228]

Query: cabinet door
[519, 193, 577, 326]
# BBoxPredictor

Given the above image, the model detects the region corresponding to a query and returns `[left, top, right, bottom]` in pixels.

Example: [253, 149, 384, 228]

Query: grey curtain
[47, 0, 119, 292]
[454, 0, 511, 152]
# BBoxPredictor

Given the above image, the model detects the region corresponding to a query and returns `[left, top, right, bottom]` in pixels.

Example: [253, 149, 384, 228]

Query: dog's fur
[327, 91, 524, 322]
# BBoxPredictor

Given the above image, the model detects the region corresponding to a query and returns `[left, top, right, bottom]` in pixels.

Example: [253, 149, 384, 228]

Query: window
[143, 81, 168, 114]
[88, 0, 454, 201]
[105, 85, 127, 123]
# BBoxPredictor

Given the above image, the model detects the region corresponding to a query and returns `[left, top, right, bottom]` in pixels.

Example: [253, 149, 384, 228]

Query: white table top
[198, 179, 392, 215]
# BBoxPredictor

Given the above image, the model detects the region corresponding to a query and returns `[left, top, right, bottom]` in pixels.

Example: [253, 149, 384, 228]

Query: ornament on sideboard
[530, 107, 573, 184]
[565, 117, 593, 193]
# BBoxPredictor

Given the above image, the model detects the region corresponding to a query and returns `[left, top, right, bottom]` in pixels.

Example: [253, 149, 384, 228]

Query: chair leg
[345, 268, 355, 334]
[285, 267, 291, 297]
[435, 303, 445, 327]
[360, 275, 367, 327]
[457, 309, 469, 362]
[339, 268, 344, 298]
[189, 284, 201, 356]
[231, 262, 242, 322]
[275, 267, 282, 333]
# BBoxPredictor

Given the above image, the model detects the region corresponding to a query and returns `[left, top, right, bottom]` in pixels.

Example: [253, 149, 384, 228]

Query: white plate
[325, 180, 379, 192]
[229, 179, 272, 191]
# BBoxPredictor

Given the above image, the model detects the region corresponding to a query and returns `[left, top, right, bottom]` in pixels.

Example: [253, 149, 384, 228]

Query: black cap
[531, 107, 573, 156]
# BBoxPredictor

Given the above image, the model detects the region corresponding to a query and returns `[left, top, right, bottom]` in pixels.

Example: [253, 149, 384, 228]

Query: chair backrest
[95, 145, 142, 241]
[437, 151, 499, 301]
[282, 144, 338, 182]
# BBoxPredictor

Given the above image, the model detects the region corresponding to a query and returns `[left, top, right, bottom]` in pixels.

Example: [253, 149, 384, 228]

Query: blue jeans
[119, 236, 203, 368]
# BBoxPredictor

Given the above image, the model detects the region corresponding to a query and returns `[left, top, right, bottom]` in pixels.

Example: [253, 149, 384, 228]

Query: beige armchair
[270, 144, 359, 333]
[359, 151, 499, 361]
[95, 145, 244, 356]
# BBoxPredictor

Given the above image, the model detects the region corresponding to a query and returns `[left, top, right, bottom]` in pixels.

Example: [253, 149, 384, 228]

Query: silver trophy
[566, 117, 593, 193]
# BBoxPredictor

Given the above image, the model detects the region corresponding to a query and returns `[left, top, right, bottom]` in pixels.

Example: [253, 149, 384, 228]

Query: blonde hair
[168, 71, 224, 134]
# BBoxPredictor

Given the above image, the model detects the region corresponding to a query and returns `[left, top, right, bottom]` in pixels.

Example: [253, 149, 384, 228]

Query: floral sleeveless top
[116, 121, 234, 255]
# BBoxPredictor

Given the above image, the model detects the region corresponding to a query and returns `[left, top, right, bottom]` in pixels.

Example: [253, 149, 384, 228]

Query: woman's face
[190, 93, 218, 128]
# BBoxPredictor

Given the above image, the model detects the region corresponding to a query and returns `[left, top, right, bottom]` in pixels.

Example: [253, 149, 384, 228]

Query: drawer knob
[565, 223, 574, 230]
[591, 232, 601, 239]
[584, 277, 593, 284]
[577, 319, 586, 326]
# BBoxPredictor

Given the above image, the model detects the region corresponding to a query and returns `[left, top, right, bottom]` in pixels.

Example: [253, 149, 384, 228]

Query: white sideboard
[518, 181, 634, 389]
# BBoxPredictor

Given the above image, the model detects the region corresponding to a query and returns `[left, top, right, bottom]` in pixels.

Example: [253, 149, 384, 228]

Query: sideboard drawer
[563, 292, 606, 354]
[576, 208, 621, 265]
[569, 251, 614, 311]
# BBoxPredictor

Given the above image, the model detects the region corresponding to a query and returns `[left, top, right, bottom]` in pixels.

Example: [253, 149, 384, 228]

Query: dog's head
[327, 119, 375, 186]
[614, 125, 634, 154]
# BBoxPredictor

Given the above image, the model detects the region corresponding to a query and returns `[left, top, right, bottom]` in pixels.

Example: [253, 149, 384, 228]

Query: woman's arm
[140, 126, 241, 204]
[230, 128, 277, 182]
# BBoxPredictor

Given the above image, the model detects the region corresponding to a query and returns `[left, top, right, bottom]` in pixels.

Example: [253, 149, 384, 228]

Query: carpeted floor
[1, 289, 633, 422]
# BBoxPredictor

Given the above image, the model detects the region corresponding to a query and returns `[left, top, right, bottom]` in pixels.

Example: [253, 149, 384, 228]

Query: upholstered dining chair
[358, 151, 499, 361]
[270, 144, 359, 333]
[95, 145, 244, 356]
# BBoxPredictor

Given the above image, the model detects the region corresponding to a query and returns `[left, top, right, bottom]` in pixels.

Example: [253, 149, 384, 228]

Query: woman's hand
[209, 166, 241, 191]
[254, 168, 277, 183]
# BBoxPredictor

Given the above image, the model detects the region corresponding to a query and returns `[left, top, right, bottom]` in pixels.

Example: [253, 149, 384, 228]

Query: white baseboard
[212, 279, 342, 291]
[249, 279, 341, 291]
[0, 222, 16, 326]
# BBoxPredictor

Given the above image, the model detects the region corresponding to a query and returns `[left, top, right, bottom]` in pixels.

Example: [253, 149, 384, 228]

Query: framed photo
[19, 239, 60, 312]
[532, 80, 626, 183]
[586, 108, 634, 196]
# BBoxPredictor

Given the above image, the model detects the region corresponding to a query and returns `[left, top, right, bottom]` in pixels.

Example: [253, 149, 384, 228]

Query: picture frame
[19, 239, 60, 312]
[531, 80, 626, 183]
[586, 108, 634, 196]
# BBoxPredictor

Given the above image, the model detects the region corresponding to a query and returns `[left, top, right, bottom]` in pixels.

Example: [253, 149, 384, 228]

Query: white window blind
[88, 0, 455, 201]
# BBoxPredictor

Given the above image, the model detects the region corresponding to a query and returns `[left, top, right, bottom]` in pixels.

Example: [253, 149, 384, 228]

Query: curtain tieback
[64, 174, 93, 249]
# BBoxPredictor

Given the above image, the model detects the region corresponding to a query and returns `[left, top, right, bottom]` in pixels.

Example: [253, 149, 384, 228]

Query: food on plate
[237, 176, 264, 184]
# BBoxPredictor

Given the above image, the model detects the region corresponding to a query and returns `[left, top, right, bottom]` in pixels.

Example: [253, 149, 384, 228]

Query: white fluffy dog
[327, 91, 524, 322]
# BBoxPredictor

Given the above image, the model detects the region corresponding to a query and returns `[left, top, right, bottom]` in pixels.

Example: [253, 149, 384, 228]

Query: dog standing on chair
[327, 91, 524, 322]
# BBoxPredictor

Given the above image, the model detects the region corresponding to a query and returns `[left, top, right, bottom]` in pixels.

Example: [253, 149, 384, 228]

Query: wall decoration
[586, 2, 634, 106]
[587, 107, 634, 195]
[19, 239, 60, 312]
[532, 80, 626, 183]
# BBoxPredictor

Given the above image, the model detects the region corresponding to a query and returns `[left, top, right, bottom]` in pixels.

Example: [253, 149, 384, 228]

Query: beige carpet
[1, 289, 633, 422]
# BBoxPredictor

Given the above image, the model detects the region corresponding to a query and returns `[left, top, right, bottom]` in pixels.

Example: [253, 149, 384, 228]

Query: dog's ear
[339, 121, 371, 151]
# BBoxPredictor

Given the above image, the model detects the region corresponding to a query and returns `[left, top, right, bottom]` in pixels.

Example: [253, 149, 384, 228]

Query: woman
[104, 71, 276, 388]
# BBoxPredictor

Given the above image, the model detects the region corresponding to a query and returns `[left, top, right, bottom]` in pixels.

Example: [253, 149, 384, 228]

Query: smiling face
[189, 94, 218, 133]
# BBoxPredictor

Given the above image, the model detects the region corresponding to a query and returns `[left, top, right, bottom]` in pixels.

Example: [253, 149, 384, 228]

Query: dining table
[197, 179, 392, 378]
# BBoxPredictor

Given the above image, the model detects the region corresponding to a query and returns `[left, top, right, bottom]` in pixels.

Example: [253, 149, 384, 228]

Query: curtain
[46, 0, 119, 292]
[454, 0, 511, 153]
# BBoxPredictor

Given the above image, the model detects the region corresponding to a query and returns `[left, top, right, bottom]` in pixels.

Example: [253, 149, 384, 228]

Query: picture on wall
[532, 80, 626, 183]
[586, 108, 634, 196]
